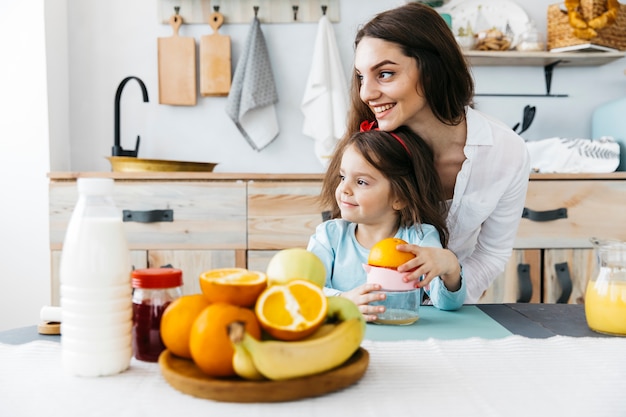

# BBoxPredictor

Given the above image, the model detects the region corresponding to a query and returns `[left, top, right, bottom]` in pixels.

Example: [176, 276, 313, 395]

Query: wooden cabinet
[49, 177, 247, 303]
[498, 174, 626, 304]
[48, 172, 626, 306]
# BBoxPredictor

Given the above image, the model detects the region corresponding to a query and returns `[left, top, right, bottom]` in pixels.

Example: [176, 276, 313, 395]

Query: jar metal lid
[132, 268, 183, 289]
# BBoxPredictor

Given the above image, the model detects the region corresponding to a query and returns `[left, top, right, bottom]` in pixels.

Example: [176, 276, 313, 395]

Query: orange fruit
[255, 279, 328, 341]
[189, 302, 261, 377]
[160, 294, 211, 359]
[199, 268, 267, 307]
[368, 237, 415, 269]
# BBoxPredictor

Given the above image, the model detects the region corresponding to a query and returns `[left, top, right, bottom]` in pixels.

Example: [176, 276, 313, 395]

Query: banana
[229, 317, 365, 381]
[232, 342, 266, 380]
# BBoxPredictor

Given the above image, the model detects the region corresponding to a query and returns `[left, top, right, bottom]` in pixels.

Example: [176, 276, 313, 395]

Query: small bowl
[363, 264, 416, 291]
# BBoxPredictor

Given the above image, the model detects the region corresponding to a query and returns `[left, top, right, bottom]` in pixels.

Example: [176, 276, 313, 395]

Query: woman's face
[354, 37, 427, 132]
[335, 144, 399, 226]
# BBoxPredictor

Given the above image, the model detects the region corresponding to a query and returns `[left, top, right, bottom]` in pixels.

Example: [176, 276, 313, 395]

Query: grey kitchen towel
[225, 16, 279, 151]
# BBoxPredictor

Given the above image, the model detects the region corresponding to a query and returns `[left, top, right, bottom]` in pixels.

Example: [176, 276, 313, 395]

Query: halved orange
[255, 279, 328, 341]
[368, 237, 415, 269]
[199, 268, 267, 307]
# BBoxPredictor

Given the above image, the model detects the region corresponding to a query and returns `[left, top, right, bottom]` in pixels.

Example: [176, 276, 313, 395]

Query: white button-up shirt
[448, 107, 531, 303]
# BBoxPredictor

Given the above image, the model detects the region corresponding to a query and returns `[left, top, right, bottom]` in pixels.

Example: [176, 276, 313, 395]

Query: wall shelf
[466, 51, 625, 97]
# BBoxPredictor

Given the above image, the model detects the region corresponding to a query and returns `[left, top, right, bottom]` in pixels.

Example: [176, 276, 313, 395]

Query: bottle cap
[131, 268, 183, 289]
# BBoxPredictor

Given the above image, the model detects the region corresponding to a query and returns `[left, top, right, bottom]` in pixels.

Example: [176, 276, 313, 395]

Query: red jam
[131, 268, 183, 362]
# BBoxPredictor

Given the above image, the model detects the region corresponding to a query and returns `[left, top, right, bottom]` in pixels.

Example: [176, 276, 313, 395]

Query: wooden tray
[159, 347, 369, 403]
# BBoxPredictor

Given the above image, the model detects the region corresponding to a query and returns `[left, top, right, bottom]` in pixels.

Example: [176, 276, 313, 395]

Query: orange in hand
[368, 237, 415, 269]
[189, 302, 261, 377]
[255, 279, 328, 341]
[199, 268, 267, 307]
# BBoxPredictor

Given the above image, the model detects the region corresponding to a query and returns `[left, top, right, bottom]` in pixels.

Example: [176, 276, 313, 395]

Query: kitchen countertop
[48, 172, 626, 181]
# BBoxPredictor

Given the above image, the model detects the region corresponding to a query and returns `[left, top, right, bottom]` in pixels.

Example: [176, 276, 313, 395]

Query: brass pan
[107, 156, 217, 173]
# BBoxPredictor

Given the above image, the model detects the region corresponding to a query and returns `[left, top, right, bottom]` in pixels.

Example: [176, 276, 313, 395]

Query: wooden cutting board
[159, 347, 369, 403]
[158, 12, 197, 106]
[200, 11, 231, 97]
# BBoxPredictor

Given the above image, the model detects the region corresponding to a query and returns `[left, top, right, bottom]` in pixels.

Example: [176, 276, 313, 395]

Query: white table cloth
[1, 336, 625, 417]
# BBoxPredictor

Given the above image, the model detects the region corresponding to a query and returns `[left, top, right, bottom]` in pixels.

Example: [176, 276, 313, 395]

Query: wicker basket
[547, 1, 626, 51]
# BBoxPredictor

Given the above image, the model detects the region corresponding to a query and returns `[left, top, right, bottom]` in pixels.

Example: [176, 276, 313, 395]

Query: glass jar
[516, 21, 545, 52]
[585, 238, 626, 336]
[131, 268, 183, 361]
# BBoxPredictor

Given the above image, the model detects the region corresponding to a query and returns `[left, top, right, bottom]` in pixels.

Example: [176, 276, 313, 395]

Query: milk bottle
[59, 178, 132, 376]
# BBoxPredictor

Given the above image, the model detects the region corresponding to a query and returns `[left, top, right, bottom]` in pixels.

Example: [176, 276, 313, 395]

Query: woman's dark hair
[320, 126, 449, 247]
[346, 2, 474, 136]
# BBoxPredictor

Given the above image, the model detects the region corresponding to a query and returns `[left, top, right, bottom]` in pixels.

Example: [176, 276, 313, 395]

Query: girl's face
[354, 37, 427, 132]
[335, 144, 400, 226]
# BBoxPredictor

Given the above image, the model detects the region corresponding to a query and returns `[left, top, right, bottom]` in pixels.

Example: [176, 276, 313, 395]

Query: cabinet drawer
[49, 181, 247, 250]
[248, 181, 326, 250]
[515, 180, 626, 249]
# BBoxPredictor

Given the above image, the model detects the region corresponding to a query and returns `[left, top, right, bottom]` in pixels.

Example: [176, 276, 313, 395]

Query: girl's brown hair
[320, 126, 449, 247]
[346, 2, 474, 136]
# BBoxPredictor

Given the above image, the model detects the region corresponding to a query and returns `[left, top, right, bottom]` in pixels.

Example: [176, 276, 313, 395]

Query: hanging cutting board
[158, 12, 197, 106]
[592, 92, 626, 171]
[200, 11, 231, 97]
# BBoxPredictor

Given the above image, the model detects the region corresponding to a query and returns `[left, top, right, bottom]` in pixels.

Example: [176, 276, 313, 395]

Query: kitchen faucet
[113, 76, 149, 157]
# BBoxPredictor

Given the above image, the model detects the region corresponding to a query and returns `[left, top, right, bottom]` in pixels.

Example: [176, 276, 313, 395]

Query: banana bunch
[229, 296, 366, 381]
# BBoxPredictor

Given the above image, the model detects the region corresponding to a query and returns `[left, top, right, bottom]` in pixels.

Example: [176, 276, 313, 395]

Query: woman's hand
[340, 283, 386, 322]
[396, 244, 462, 292]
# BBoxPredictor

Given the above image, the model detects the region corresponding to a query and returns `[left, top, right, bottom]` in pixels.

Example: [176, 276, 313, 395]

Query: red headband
[359, 120, 410, 155]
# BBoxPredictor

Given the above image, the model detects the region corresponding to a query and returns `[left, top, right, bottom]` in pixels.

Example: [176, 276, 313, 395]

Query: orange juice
[584, 279, 626, 336]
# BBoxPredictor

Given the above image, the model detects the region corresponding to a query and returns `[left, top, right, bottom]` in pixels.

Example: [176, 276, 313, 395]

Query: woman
[322, 3, 530, 307]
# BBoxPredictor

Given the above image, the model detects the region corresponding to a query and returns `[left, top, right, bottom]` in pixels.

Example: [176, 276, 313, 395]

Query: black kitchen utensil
[513, 105, 536, 135]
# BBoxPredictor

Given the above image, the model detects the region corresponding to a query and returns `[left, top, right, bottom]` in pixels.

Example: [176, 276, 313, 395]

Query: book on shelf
[549, 43, 620, 53]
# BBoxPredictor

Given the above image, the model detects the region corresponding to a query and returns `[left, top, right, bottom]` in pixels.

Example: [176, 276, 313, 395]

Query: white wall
[0, 0, 52, 331]
[58, 0, 626, 175]
[1, 0, 625, 330]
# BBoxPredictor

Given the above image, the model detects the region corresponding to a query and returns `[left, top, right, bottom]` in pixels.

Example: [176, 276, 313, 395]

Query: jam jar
[131, 268, 183, 362]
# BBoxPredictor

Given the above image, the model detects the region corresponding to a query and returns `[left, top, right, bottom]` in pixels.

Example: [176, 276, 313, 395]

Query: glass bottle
[59, 178, 132, 377]
[131, 268, 183, 362]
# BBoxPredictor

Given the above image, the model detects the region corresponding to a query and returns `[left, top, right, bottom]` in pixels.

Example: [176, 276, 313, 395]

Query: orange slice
[199, 268, 268, 308]
[255, 279, 328, 341]
[368, 237, 415, 269]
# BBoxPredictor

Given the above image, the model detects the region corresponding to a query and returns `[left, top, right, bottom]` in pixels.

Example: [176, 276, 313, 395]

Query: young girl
[307, 123, 466, 322]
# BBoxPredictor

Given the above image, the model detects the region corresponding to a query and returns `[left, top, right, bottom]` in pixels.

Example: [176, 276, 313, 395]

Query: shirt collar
[465, 107, 493, 146]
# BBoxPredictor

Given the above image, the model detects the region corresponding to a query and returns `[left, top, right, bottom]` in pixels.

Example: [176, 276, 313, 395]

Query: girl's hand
[340, 283, 386, 322]
[396, 244, 462, 292]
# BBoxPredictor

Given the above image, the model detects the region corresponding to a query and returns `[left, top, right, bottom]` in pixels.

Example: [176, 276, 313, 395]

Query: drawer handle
[522, 207, 567, 222]
[554, 262, 573, 304]
[123, 209, 173, 223]
[517, 263, 532, 303]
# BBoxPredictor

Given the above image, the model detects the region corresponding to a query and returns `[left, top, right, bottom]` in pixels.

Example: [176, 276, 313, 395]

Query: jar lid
[132, 268, 183, 289]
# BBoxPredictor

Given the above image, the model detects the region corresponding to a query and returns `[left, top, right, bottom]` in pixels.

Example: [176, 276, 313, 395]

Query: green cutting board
[365, 305, 512, 341]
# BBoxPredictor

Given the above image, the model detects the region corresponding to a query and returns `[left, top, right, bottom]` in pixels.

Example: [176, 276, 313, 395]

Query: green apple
[265, 248, 326, 288]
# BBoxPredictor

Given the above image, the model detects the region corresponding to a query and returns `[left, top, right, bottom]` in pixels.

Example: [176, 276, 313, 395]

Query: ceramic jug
[585, 238, 626, 336]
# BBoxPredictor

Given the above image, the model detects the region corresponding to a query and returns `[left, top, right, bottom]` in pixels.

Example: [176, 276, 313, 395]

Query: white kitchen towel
[526, 136, 620, 173]
[301, 14, 349, 167]
[225, 17, 279, 151]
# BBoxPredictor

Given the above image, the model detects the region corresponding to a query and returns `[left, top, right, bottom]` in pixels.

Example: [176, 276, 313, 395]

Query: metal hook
[293, 5, 299, 21]
[253, 6, 259, 17]
[213, 5, 219, 12]
[174, 6, 180, 15]
[321, 5, 327, 15]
